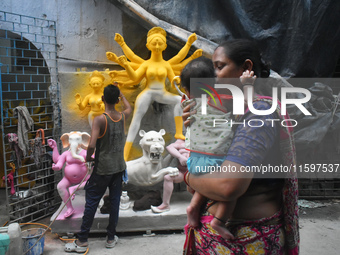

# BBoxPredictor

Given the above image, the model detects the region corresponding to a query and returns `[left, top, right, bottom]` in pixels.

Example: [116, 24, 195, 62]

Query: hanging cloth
[13, 106, 34, 157]
[29, 129, 46, 169]
[7, 133, 23, 168]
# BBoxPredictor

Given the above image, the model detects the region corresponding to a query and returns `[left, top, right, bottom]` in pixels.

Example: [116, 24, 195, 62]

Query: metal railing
[0, 11, 61, 222]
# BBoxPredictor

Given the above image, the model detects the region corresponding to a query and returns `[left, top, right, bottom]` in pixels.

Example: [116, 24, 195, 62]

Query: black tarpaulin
[111, 0, 340, 78]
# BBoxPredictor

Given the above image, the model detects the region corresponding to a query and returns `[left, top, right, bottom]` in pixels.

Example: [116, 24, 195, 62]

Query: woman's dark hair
[219, 39, 270, 78]
[180, 56, 215, 92]
[103, 84, 120, 104]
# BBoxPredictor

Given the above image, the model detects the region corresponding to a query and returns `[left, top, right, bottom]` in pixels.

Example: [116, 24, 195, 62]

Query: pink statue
[151, 138, 189, 213]
[48, 131, 91, 218]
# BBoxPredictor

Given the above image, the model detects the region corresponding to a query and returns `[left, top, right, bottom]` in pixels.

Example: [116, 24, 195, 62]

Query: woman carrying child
[182, 40, 299, 255]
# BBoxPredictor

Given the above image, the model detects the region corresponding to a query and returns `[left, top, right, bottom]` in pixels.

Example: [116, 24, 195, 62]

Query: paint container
[22, 228, 45, 255]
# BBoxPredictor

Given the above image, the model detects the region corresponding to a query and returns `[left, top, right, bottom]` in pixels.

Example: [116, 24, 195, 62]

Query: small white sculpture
[126, 129, 179, 186]
[120, 191, 131, 210]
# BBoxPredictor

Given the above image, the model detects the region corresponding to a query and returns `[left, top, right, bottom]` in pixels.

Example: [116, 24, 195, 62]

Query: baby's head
[180, 57, 215, 98]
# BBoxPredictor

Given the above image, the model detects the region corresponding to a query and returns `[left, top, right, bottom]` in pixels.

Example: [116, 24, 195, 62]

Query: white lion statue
[126, 129, 179, 186]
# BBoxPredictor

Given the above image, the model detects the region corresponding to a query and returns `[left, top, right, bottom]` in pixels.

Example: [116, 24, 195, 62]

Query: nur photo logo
[200, 84, 311, 116]
[197, 82, 222, 114]
[190, 78, 313, 128]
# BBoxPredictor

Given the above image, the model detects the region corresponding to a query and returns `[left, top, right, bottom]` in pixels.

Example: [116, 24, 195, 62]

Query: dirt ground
[298, 199, 340, 255]
[40, 200, 340, 254]
[1, 198, 340, 254]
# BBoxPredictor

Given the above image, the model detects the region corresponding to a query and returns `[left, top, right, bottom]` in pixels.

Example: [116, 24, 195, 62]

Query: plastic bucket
[22, 228, 45, 255]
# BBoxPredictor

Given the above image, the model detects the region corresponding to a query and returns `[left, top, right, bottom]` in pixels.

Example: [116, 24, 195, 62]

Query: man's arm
[119, 92, 132, 119]
[86, 115, 105, 162]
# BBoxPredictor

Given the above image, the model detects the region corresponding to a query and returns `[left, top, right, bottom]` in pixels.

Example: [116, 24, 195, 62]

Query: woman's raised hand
[182, 100, 197, 128]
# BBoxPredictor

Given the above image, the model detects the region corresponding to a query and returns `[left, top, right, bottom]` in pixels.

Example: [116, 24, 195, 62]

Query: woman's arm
[182, 100, 197, 128]
[184, 100, 280, 202]
[186, 161, 253, 202]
